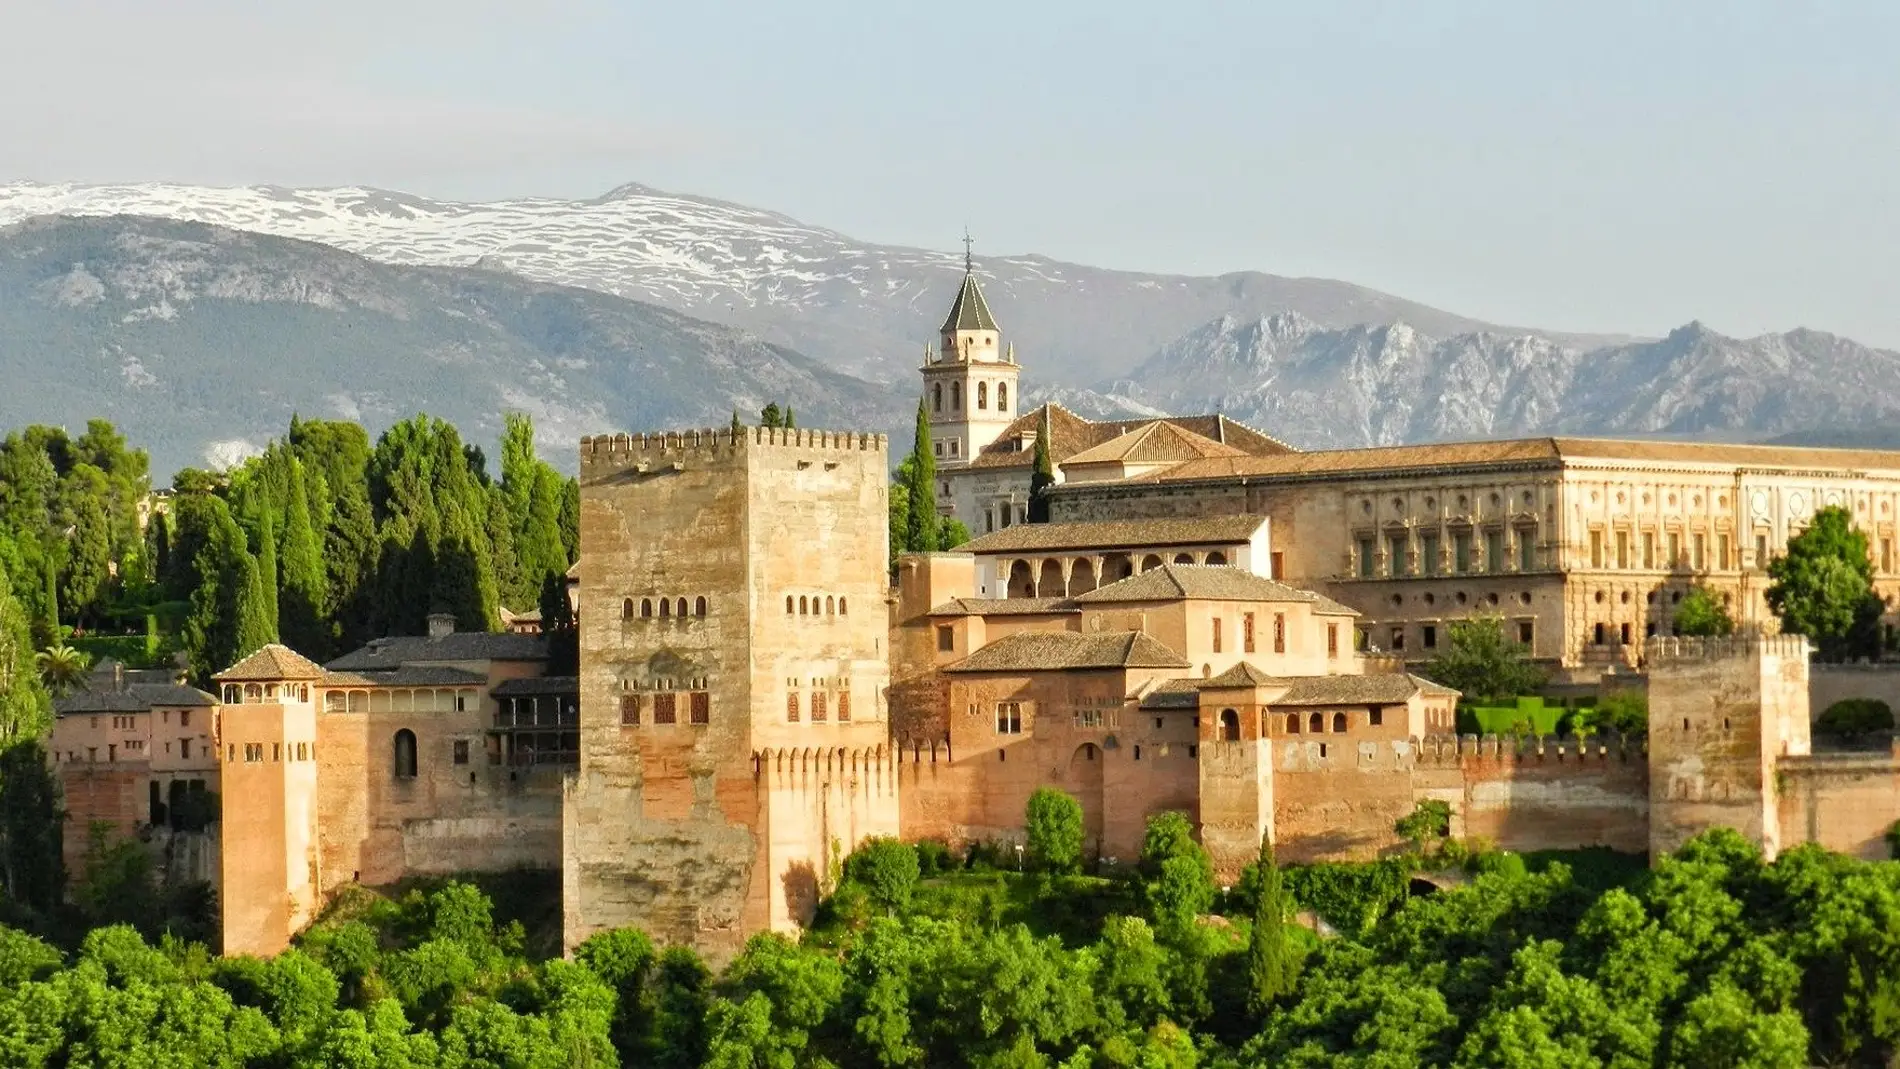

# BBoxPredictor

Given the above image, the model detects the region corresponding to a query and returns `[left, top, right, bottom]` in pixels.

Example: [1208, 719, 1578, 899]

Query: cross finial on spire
[963, 228, 974, 274]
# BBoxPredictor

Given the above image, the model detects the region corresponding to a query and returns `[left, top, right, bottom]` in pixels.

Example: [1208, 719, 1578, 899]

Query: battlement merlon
[1644, 633, 1811, 664]
[1408, 731, 1646, 768]
[579, 427, 889, 466]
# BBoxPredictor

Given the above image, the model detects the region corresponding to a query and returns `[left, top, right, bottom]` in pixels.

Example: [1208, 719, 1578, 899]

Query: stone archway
[1007, 560, 1036, 598]
[1069, 558, 1100, 595]
[1035, 559, 1064, 597]
[1067, 743, 1106, 858]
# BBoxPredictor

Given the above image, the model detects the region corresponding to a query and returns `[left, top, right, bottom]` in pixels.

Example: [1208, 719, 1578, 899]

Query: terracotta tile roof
[1073, 565, 1359, 615]
[1110, 435, 1900, 488]
[966, 406, 1291, 471]
[958, 516, 1266, 555]
[327, 632, 549, 672]
[1139, 671, 1458, 708]
[491, 676, 580, 698]
[927, 597, 1078, 617]
[320, 667, 490, 688]
[1063, 421, 1248, 467]
[944, 630, 1190, 673]
[56, 682, 218, 715]
[215, 644, 326, 682]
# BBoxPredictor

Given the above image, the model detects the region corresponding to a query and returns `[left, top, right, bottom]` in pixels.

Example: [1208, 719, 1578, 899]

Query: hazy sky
[4, 1, 1896, 347]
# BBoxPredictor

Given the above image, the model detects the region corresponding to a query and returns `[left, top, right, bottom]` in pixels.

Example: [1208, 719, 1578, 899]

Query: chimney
[114, 662, 124, 690]
[427, 613, 457, 639]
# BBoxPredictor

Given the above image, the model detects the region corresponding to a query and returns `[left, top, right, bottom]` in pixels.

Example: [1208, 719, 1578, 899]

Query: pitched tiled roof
[928, 597, 1078, 617]
[326, 632, 548, 672]
[321, 667, 490, 688]
[215, 644, 326, 682]
[1547, 437, 1900, 471]
[959, 516, 1266, 555]
[491, 676, 580, 697]
[1119, 438, 1565, 484]
[945, 631, 1190, 673]
[1140, 671, 1458, 708]
[1073, 565, 1359, 615]
[940, 271, 999, 333]
[1063, 421, 1247, 467]
[56, 682, 218, 715]
[966, 406, 1290, 472]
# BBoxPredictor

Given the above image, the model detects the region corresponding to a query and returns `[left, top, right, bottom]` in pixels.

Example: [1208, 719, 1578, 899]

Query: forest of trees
[0, 413, 580, 681]
[1, 806, 1897, 1067]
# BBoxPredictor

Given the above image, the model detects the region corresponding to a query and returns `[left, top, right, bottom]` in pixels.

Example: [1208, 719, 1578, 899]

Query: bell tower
[919, 235, 1020, 468]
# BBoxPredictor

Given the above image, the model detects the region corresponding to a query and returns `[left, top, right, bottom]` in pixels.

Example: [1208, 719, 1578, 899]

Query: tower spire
[963, 227, 974, 274]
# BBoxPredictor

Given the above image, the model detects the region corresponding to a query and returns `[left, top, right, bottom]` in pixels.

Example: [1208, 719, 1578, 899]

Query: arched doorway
[1035, 559, 1064, 597]
[1007, 560, 1036, 598]
[1219, 709, 1241, 741]
[1067, 744, 1105, 859]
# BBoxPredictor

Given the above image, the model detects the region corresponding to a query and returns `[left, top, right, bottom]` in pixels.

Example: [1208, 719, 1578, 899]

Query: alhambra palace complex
[49, 263, 1900, 959]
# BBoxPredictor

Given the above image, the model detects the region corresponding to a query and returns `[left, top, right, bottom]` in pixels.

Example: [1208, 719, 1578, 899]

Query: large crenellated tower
[919, 242, 1020, 467]
[1646, 633, 1811, 859]
[563, 426, 899, 963]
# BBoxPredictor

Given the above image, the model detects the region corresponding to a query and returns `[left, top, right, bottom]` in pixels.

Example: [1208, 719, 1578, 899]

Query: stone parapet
[1645, 633, 1810, 664]
[1410, 731, 1646, 767]
[580, 427, 887, 465]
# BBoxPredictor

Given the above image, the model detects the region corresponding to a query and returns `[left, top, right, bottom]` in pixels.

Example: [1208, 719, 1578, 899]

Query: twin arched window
[997, 382, 1008, 410]
[393, 729, 417, 779]
[977, 382, 988, 409]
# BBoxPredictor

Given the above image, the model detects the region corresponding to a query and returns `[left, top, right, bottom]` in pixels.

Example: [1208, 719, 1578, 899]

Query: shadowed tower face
[563, 426, 899, 963]
[920, 236, 1020, 467]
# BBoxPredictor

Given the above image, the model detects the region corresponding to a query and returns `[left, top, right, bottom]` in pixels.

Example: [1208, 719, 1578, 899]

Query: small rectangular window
[1274, 613, 1286, 654]
[1590, 529, 1604, 568]
[1486, 529, 1505, 573]
[1134, 745, 1142, 760]
[1390, 627, 1405, 651]
[1643, 532, 1656, 569]
[937, 626, 955, 652]
[1369, 708, 1384, 727]
[1326, 623, 1339, 658]
[1243, 613, 1255, 653]
[1187, 744, 1198, 760]
[812, 692, 828, 722]
[1755, 533, 1768, 566]
[1615, 530, 1629, 569]
[1420, 533, 1440, 577]
[690, 691, 710, 725]
[181, 739, 191, 760]
[1422, 625, 1437, 649]
[836, 692, 851, 722]
[787, 693, 800, 723]
[620, 694, 640, 726]
[1718, 534, 1731, 571]
[1518, 620, 1535, 645]
[181, 710, 191, 728]
[244, 743, 263, 763]
[1357, 537, 1375, 578]
[1388, 533, 1410, 577]
[995, 702, 1022, 735]
[273, 743, 282, 762]
[452, 740, 469, 764]
[1212, 618, 1223, 654]
[1692, 534, 1706, 571]
[653, 693, 677, 725]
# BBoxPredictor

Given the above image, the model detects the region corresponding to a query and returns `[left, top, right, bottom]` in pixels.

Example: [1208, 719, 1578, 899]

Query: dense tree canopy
[1767, 505, 1884, 660]
[1419, 616, 1546, 704]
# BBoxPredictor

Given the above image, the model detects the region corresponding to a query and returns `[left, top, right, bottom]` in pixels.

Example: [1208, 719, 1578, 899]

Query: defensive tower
[563, 427, 898, 962]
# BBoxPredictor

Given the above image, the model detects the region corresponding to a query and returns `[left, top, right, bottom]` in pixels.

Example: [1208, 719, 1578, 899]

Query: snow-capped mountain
[0, 214, 906, 475]
[1093, 313, 1900, 449]
[0, 180, 1620, 386]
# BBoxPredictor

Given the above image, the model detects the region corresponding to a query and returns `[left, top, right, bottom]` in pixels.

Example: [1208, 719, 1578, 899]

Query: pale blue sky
[3, 1, 1895, 347]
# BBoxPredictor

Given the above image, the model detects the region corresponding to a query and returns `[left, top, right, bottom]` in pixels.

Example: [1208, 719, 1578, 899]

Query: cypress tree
[234, 549, 276, 658]
[557, 478, 579, 566]
[1248, 835, 1292, 1013]
[518, 467, 568, 596]
[252, 507, 280, 640]
[902, 399, 939, 553]
[730, 410, 743, 436]
[485, 486, 527, 611]
[1028, 407, 1055, 523]
[278, 459, 327, 654]
[499, 413, 538, 544]
[783, 405, 795, 429]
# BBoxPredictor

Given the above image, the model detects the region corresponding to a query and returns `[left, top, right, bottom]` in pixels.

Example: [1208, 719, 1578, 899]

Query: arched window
[786, 595, 794, 614]
[839, 597, 848, 615]
[1309, 712, 1324, 734]
[676, 597, 688, 619]
[997, 382, 1008, 410]
[799, 596, 808, 615]
[826, 595, 835, 615]
[622, 598, 634, 620]
[933, 383, 943, 412]
[951, 382, 961, 409]
[1206, 551, 1227, 566]
[977, 382, 988, 409]
[1219, 709, 1240, 741]
[1173, 552, 1194, 564]
[393, 729, 417, 779]
[641, 598, 653, 618]
[659, 598, 670, 618]
[1332, 712, 1348, 733]
[695, 596, 708, 617]
[1286, 713, 1300, 734]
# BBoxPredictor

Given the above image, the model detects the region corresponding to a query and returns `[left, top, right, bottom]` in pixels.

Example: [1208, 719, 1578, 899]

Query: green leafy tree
[1025, 787, 1085, 874]
[1139, 811, 1203, 877]
[0, 740, 63, 913]
[1767, 504, 1884, 661]
[1816, 698, 1895, 741]
[1420, 616, 1545, 703]
[1028, 407, 1055, 523]
[56, 464, 114, 629]
[940, 518, 971, 549]
[1593, 690, 1649, 739]
[1395, 799, 1453, 855]
[843, 838, 921, 914]
[1673, 584, 1736, 637]
[0, 561, 53, 749]
[1248, 836, 1292, 1013]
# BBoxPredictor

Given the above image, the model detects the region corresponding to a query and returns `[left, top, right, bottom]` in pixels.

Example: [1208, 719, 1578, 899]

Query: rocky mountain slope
[0, 181, 1625, 386]
[1073, 312, 1900, 449]
[0, 214, 906, 475]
